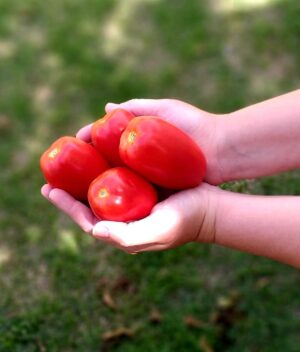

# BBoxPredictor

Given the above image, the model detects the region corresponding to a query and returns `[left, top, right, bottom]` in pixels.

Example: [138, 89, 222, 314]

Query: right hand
[77, 99, 227, 185]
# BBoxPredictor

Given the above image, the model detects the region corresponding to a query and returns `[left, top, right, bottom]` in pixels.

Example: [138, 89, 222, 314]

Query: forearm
[219, 89, 300, 182]
[214, 190, 300, 268]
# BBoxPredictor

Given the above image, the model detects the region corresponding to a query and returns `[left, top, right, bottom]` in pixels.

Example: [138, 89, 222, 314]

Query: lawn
[0, 0, 300, 351]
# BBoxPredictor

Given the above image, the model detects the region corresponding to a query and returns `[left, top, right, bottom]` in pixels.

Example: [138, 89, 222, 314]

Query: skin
[41, 89, 300, 268]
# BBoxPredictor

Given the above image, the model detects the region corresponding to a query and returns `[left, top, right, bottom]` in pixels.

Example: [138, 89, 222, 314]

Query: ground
[0, 0, 300, 351]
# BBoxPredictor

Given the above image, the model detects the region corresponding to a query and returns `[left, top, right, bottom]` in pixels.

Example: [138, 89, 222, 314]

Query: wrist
[213, 111, 255, 184]
[193, 183, 223, 244]
[202, 113, 232, 185]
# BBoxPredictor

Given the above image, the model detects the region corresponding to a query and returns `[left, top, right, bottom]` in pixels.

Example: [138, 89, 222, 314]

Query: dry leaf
[256, 277, 270, 289]
[149, 308, 163, 324]
[102, 327, 135, 341]
[210, 290, 244, 326]
[217, 296, 233, 309]
[112, 274, 134, 293]
[199, 336, 214, 352]
[183, 315, 205, 329]
[95, 277, 109, 294]
[102, 290, 117, 309]
[0, 115, 11, 132]
[36, 337, 46, 352]
[216, 290, 240, 310]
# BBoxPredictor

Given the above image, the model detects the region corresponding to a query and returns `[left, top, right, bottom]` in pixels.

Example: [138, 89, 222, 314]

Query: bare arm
[219, 89, 300, 182]
[210, 190, 300, 268]
[42, 91, 300, 268]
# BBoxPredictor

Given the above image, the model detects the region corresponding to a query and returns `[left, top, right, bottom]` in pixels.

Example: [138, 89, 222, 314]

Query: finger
[93, 205, 181, 249]
[41, 184, 53, 198]
[105, 99, 170, 117]
[76, 123, 93, 142]
[130, 243, 169, 253]
[122, 242, 170, 254]
[114, 215, 187, 253]
[105, 103, 119, 112]
[48, 188, 96, 233]
[91, 222, 150, 254]
[105, 99, 202, 136]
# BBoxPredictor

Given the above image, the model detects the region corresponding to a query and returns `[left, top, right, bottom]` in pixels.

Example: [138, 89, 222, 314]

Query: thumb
[105, 98, 204, 135]
[105, 99, 172, 117]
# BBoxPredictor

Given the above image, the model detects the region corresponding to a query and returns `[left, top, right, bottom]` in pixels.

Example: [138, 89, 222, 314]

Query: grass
[0, 0, 300, 351]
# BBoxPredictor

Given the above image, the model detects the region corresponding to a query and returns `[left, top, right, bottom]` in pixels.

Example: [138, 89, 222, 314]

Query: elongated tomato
[91, 109, 135, 166]
[88, 167, 158, 222]
[40, 136, 109, 201]
[119, 116, 206, 189]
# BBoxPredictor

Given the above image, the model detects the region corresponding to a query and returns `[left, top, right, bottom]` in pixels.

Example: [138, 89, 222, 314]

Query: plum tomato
[88, 167, 158, 222]
[40, 136, 109, 201]
[91, 109, 135, 166]
[119, 116, 207, 189]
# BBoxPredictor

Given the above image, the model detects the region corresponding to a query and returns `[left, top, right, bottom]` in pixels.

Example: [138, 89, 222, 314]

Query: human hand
[41, 92, 300, 263]
[41, 181, 219, 254]
[77, 99, 226, 185]
[41, 98, 224, 253]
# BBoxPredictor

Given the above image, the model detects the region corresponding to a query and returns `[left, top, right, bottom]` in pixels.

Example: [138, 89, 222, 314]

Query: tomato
[40, 136, 109, 201]
[88, 167, 158, 222]
[119, 116, 206, 189]
[91, 109, 135, 166]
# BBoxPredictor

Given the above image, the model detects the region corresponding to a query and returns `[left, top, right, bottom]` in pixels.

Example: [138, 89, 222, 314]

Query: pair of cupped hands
[41, 99, 226, 254]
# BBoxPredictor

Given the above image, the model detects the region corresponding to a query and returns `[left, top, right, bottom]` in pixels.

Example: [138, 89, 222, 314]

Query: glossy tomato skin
[40, 136, 109, 201]
[119, 116, 207, 189]
[91, 109, 135, 166]
[88, 167, 158, 222]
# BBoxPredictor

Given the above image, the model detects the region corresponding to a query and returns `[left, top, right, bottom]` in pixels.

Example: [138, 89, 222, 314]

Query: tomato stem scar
[128, 131, 137, 144]
[99, 188, 109, 198]
[48, 147, 59, 159]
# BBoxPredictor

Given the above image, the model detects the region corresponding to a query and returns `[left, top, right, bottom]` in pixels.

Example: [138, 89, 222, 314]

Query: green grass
[1, 0, 300, 351]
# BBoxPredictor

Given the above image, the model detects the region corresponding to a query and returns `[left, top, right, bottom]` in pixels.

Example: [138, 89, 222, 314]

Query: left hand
[41, 181, 218, 254]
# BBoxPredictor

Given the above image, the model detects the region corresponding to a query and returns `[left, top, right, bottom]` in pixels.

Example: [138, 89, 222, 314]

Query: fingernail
[106, 102, 119, 110]
[41, 184, 51, 198]
[93, 224, 110, 238]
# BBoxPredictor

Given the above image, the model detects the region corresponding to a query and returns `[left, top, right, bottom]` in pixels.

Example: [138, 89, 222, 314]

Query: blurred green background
[0, 0, 300, 351]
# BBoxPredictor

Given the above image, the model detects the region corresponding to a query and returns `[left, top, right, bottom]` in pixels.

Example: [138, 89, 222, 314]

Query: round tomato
[119, 116, 206, 189]
[88, 167, 158, 222]
[40, 136, 109, 201]
[91, 109, 135, 166]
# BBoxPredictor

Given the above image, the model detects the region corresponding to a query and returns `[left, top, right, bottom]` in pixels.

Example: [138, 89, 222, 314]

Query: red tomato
[40, 136, 109, 201]
[91, 109, 135, 166]
[88, 167, 158, 222]
[119, 116, 206, 189]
